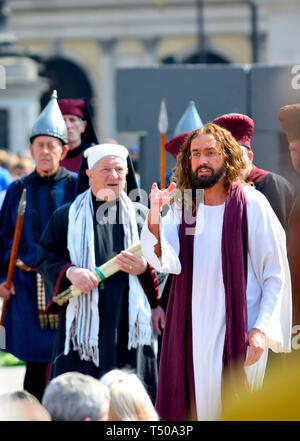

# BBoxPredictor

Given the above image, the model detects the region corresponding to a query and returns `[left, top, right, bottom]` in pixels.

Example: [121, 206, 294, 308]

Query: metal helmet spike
[174, 101, 203, 137]
[30, 90, 68, 145]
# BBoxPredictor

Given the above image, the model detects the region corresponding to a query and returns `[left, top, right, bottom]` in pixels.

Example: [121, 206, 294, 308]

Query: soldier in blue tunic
[0, 91, 77, 401]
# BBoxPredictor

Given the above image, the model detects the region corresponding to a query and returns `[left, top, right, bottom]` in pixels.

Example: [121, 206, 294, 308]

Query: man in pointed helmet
[0, 91, 77, 401]
[36, 143, 160, 403]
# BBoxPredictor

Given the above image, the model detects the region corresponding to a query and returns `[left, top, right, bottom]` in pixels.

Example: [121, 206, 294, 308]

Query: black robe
[37, 195, 159, 401]
[246, 166, 294, 234]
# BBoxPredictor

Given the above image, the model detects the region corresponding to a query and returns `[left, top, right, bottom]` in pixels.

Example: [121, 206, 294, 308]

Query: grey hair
[42, 372, 110, 421]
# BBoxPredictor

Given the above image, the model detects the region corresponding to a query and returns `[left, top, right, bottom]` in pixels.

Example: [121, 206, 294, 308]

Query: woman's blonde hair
[172, 123, 246, 197]
[101, 370, 159, 421]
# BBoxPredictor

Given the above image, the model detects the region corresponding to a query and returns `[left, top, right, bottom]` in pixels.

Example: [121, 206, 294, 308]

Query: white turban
[84, 144, 129, 170]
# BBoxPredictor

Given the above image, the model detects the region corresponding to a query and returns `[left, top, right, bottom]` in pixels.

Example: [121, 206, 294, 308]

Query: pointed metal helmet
[174, 100, 203, 136]
[30, 90, 68, 144]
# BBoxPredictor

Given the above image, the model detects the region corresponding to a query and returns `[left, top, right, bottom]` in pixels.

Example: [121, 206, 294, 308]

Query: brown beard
[190, 162, 227, 189]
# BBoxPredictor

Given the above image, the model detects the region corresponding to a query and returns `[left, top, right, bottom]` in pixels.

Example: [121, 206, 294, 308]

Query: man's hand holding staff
[54, 242, 144, 306]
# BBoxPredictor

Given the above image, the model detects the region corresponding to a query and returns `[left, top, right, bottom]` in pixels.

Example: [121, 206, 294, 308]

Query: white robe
[141, 185, 292, 421]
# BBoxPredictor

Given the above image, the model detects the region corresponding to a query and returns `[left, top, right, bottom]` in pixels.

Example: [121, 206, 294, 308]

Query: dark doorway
[183, 51, 229, 64]
[161, 50, 229, 65]
[39, 57, 94, 117]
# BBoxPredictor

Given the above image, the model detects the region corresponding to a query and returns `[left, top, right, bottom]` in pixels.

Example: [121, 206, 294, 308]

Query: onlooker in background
[0, 149, 12, 191]
[42, 372, 110, 421]
[100, 369, 159, 421]
[10, 156, 34, 180]
[0, 149, 11, 170]
[0, 165, 12, 188]
[0, 390, 51, 421]
[58, 98, 98, 173]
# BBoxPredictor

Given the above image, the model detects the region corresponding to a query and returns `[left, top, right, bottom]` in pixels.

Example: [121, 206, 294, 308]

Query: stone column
[98, 39, 117, 141]
[141, 37, 159, 66]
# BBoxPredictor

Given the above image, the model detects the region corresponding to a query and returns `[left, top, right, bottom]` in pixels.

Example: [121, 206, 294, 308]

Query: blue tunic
[0, 167, 77, 363]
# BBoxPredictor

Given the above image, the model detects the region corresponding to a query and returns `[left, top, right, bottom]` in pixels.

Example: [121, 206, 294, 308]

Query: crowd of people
[0, 89, 299, 422]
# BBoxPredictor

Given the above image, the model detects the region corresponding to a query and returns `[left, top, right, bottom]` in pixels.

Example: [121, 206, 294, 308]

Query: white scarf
[65, 188, 152, 366]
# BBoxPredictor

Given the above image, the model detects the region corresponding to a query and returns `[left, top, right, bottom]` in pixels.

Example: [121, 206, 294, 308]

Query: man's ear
[61, 145, 69, 160]
[29, 144, 34, 159]
[85, 169, 92, 179]
[247, 150, 254, 163]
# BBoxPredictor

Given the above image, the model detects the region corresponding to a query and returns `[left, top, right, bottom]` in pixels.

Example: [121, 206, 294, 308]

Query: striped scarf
[65, 188, 152, 366]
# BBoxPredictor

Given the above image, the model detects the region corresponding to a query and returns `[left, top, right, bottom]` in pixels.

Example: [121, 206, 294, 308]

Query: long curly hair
[171, 123, 246, 199]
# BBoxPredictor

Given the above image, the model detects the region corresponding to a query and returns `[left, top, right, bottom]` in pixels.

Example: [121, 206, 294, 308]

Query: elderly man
[278, 104, 300, 330]
[0, 91, 77, 400]
[36, 144, 159, 402]
[141, 123, 292, 421]
[58, 99, 98, 173]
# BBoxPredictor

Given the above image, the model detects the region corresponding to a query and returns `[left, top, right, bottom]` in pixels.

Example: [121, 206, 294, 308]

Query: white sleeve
[246, 188, 292, 353]
[141, 204, 182, 274]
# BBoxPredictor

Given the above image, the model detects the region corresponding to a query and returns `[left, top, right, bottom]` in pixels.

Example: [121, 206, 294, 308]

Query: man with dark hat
[0, 91, 77, 401]
[58, 98, 98, 173]
[278, 104, 300, 330]
[36, 143, 159, 402]
[213, 113, 294, 233]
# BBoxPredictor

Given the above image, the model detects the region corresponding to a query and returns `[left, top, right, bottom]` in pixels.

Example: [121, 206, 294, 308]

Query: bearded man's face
[189, 133, 226, 189]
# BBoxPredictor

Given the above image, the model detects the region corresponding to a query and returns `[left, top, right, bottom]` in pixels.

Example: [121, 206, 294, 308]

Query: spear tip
[17, 188, 27, 215]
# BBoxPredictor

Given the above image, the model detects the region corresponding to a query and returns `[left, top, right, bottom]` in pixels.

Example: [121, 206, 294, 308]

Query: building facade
[0, 0, 299, 151]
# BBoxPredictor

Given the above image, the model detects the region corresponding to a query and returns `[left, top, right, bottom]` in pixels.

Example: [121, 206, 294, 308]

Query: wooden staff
[158, 98, 168, 190]
[0, 189, 27, 326]
[53, 242, 143, 306]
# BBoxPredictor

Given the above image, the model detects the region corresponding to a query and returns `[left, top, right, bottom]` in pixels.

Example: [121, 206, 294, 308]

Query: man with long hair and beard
[141, 123, 292, 421]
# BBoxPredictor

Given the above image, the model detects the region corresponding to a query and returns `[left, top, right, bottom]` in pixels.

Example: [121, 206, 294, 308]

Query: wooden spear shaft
[0, 189, 27, 326]
[158, 98, 168, 190]
[160, 132, 166, 190]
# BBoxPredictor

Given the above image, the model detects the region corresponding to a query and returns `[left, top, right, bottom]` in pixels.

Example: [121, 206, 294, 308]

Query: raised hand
[149, 182, 176, 224]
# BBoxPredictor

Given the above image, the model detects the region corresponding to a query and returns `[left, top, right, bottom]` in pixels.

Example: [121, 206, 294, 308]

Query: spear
[0, 189, 27, 326]
[158, 98, 168, 189]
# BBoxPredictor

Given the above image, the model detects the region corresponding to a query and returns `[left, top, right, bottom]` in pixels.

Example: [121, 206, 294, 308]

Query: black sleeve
[138, 264, 160, 309]
[159, 273, 173, 312]
[37, 203, 72, 311]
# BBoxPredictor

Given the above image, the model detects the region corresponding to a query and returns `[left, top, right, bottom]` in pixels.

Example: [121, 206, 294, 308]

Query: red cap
[58, 99, 86, 120]
[165, 131, 190, 159]
[213, 113, 254, 149]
